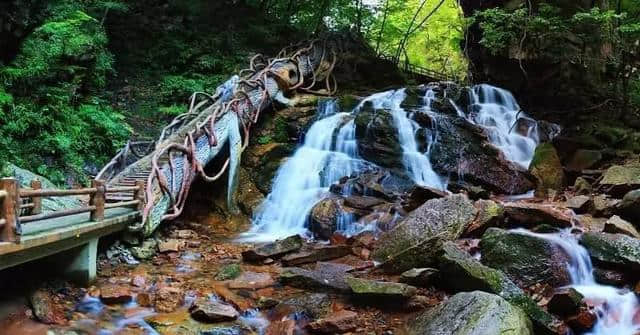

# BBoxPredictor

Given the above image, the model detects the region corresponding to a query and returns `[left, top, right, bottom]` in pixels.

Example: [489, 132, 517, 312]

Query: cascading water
[468, 84, 540, 168]
[514, 229, 640, 334]
[240, 100, 371, 242]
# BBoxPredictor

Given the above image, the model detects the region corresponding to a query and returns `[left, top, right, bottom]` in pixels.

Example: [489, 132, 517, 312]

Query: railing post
[134, 181, 145, 211]
[90, 180, 105, 222]
[1, 178, 20, 243]
[31, 179, 42, 215]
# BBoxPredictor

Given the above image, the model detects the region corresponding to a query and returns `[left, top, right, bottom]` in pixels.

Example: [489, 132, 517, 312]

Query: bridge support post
[0, 178, 20, 243]
[58, 237, 98, 285]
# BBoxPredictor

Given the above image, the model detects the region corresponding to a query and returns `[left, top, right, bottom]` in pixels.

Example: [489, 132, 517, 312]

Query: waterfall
[468, 84, 540, 168]
[514, 229, 640, 335]
[240, 100, 370, 242]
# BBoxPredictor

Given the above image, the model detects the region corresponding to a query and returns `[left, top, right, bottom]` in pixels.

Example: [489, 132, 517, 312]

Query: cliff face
[460, 0, 612, 118]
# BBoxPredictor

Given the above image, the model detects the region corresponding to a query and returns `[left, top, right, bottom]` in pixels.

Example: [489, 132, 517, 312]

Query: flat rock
[403, 185, 447, 211]
[227, 271, 274, 290]
[437, 242, 562, 335]
[242, 235, 303, 261]
[604, 215, 640, 238]
[281, 245, 351, 266]
[399, 268, 439, 287]
[100, 284, 132, 304]
[408, 291, 533, 335]
[580, 232, 640, 270]
[189, 297, 239, 323]
[343, 195, 386, 210]
[600, 163, 640, 196]
[158, 239, 183, 253]
[280, 263, 351, 293]
[503, 202, 573, 227]
[306, 310, 358, 334]
[345, 277, 417, 300]
[566, 195, 592, 214]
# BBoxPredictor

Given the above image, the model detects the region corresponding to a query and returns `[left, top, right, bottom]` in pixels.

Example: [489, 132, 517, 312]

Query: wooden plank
[20, 206, 96, 223]
[90, 180, 105, 222]
[106, 186, 140, 193]
[105, 200, 140, 209]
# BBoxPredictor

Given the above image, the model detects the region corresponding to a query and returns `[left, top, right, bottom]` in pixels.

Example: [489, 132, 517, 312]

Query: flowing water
[514, 229, 640, 334]
[244, 84, 545, 242]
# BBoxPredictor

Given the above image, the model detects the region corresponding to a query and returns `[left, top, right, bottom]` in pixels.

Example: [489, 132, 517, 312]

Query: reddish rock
[547, 288, 585, 318]
[213, 284, 254, 310]
[329, 232, 348, 245]
[131, 275, 146, 288]
[352, 247, 371, 260]
[154, 287, 183, 313]
[503, 202, 573, 227]
[136, 292, 153, 307]
[348, 231, 376, 249]
[306, 310, 358, 334]
[29, 289, 66, 325]
[565, 195, 592, 214]
[100, 285, 133, 304]
[343, 195, 386, 210]
[189, 297, 239, 323]
[566, 309, 597, 333]
[158, 239, 183, 253]
[266, 319, 295, 335]
[403, 185, 447, 211]
[228, 271, 275, 290]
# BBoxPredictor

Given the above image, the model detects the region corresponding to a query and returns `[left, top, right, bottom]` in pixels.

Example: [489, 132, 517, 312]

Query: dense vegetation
[1, 0, 639, 184]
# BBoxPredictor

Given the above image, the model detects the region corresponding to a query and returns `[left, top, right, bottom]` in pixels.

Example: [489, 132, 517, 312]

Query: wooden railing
[0, 178, 145, 244]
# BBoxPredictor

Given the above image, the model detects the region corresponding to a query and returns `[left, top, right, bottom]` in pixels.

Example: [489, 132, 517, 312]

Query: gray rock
[604, 215, 640, 238]
[130, 239, 158, 260]
[599, 163, 640, 196]
[345, 277, 417, 300]
[189, 297, 239, 323]
[408, 291, 533, 335]
[373, 194, 476, 273]
[480, 228, 571, 287]
[241, 235, 303, 261]
[437, 242, 562, 335]
[399, 268, 439, 287]
[280, 293, 332, 319]
[566, 195, 592, 214]
[279, 262, 352, 293]
[580, 232, 640, 270]
[617, 189, 640, 222]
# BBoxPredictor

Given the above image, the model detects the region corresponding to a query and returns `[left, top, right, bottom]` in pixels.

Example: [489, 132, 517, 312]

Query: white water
[468, 84, 540, 168]
[514, 229, 640, 334]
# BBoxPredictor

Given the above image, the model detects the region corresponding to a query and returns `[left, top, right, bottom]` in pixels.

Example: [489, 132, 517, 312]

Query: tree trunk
[375, 0, 390, 54]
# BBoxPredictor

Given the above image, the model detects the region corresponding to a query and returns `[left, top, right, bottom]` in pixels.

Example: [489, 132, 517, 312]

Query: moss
[214, 264, 242, 281]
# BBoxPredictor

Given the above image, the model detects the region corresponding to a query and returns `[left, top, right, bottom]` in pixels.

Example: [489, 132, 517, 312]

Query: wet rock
[437, 242, 561, 335]
[280, 293, 332, 319]
[212, 284, 254, 311]
[604, 215, 640, 238]
[617, 189, 640, 222]
[214, 264, 243, 281]
[480, 228, 571, 287]
[136, 292, 153, 307]
[348, 231, 376, 249]
[266, 320, 295, 335]
[130, 239, 158, 260]
[281, 245, 351, 266]
[309, 197, 345, 240]
[280, 263, 351, 293]
[599, 163, 640, 196]
[30, 289, 66, 325]
[345, 277, 417, 300]
[593, 268, 627, 286]
[573, 177, 592, 195]
[529, 143, 565, 197]
[343, 195, 386, 210]
[447, 181, 491, 200]
[228, 271, 275, 290]
[465, 199, 505, 236]
[158, 239, 183, 253]
[566, 150, 602, 172]
[241, 235, 303, 261]
[236, 167, 265, 217]
[189, 297, 239, 323]
[306, 310, 358, 334]
[575, 215, 607, 233]
[566, 195, 592, 214]
[503, 202, 573, 228]
[407, 291, 533, 335]
[100, 285, 132, 304]
[402, 185, 447, 211]
[580, 232, 640, 270]
[374, 195, 476, 273]
[354, 102, 404, 169]
[399, 268, 439, 287]
[547, 288, 585, 318]
[566, 309, 597, 333]
[154, 286, 183, 313]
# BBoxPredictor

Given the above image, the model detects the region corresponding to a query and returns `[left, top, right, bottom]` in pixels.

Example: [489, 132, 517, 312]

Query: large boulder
[309, 197, 346, 240]
[529, 143, 565, 197]
[354, 101, 404, 169]
[599, 163, 640, 196]
[617, 189, 640, 223]
[480, 228, 571, 287]
[241, 235, 303, 261]
[437, 242, 562, 335]
[408, 291, 533, 335]
[580, 232, 640, 270]
[373, 195, 476, 273]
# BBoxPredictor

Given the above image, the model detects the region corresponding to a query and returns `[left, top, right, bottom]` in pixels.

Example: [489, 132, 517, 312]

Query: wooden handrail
[0, 190, 6, 199]
[20, 203, 34, 209]
[105, 200, 140, 210]
[106, 186, 140, 193]
[20, 188, 98, 197]
[20, 206, 97, 223]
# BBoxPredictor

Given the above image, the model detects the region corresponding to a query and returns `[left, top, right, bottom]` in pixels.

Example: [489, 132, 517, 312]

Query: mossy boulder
[599, 163, 640, 196]
[617, 189, 640, 223]
[408, 291, 533, 335]
[345, 277, 417, 300]
[465, 200, 505, 236]
[437, 242, 562, 335]
[373, 194, 476, 273]
[479, 228, 571, 287]
[529, 143, 565, 197]
[580, 232, 640, 270]
[309, 196, 345, 240]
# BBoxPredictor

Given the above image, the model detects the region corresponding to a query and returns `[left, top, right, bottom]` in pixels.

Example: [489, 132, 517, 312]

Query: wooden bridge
[0, 40, 336, 284]
[378, 53, 460, 82]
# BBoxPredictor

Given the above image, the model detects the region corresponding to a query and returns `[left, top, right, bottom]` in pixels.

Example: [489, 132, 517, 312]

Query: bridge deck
[0, 208, 139, 271]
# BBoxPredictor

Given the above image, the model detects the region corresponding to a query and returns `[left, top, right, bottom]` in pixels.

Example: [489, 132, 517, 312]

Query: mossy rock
[580, 232, 640, 270]
[215, 264, 242, 281]
[345, 277, 417, 299]
[529, 143, 565, 197]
